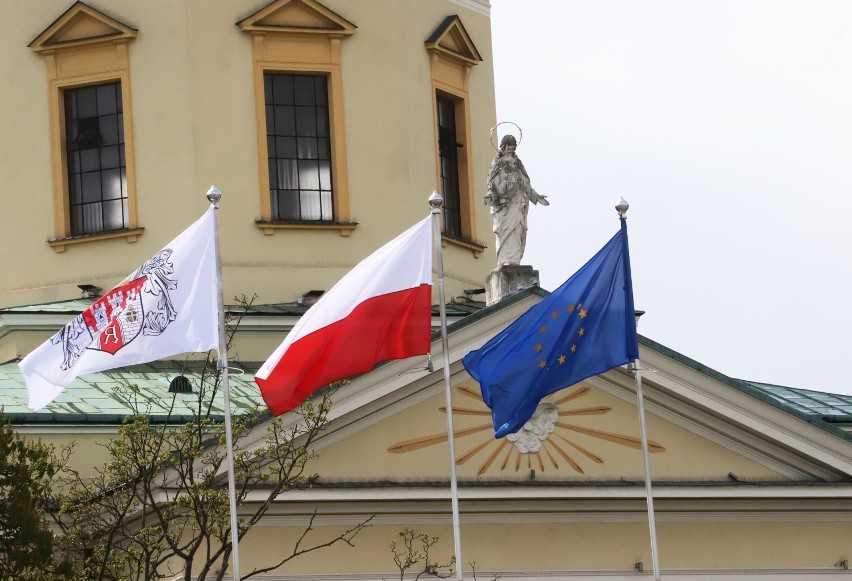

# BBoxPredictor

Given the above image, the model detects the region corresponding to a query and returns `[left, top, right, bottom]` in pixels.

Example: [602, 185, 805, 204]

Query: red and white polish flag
[255, 217, 433, 415]
[20, 209, 219, 411]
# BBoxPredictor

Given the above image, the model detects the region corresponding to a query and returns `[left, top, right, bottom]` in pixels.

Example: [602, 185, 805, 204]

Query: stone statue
[484, 135, 549, 265]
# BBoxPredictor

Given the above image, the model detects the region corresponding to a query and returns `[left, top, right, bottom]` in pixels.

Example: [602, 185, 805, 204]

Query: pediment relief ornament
[506, 401, 559, 453]
[238, 0, 356, 35]
[30, 1, 137, 53]
[388, 385, 665, 476]
[425, 15, 482, 66]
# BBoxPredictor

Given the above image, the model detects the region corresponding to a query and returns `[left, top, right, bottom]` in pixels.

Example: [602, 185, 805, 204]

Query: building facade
[2, 1, 852, 580]
[0, 0, 496, 310]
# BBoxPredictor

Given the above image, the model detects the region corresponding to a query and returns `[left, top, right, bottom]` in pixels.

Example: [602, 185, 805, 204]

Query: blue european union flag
[463, 219, 639, 438]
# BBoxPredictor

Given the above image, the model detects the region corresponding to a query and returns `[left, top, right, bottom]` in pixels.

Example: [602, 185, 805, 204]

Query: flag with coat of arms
[20, 208, 219, 411]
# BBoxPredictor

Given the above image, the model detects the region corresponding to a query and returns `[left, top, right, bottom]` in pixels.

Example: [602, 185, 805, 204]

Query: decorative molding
[255, 509, 852, 527]
[442, 233, 486, 257]
[223, 258, 355, 269]
[240, 484, 852, 503]
[47, 227, 144, 253]
[30, 1, 137, 53]
[237, 0, 356, 35]
[425, 15, 482, 66]
[449, 0, 491, 17]
[587, 373, 837, 481]
[255, 220, 357, 237]
[637, 347, 852, 477]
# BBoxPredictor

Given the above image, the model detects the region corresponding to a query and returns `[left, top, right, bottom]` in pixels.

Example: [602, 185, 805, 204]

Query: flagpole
[429, 192, 464, 581]
[633, 364, 661, 580]
[207, 186, 242, 581]
[616, 199, 661, 580]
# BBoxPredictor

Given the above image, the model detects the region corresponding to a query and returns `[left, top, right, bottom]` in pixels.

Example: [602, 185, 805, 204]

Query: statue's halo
[489, 122, 523, 151]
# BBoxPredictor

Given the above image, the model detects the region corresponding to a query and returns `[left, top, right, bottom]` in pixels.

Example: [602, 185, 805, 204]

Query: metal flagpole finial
[207, 185, 222, 207]
[429, 191, 443, 214]
[615, 197, 629, 218]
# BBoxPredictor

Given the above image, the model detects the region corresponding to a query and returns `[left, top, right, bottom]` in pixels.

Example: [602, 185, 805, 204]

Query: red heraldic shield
[82, 276, 148, 355]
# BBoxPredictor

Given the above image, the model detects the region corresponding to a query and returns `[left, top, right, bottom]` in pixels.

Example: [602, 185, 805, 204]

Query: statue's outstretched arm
[530, 189, 549, 206]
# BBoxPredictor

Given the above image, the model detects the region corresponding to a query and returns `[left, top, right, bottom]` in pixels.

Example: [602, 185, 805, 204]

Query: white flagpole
[633, 362, 662, 580]
[616, 199, 661, 580]
[429, 192, 464, 581]
[207, 186, 242, 581]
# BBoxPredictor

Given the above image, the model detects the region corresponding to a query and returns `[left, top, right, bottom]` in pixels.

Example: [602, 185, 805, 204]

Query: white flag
[20, 208, 219, 411]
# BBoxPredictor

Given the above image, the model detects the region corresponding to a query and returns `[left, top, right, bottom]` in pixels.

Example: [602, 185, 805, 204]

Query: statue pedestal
[485, 264, 539, 306]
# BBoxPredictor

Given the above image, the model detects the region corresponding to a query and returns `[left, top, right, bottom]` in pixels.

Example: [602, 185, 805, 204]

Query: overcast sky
[490, 1, 852, 395]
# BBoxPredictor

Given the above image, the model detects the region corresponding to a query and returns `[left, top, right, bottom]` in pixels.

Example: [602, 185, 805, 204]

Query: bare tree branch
[45, 295, 372, 580]
[245, 511, 373, 578]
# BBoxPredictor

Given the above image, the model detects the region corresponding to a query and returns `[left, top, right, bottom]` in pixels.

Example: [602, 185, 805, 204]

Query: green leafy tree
[0, 414, 73, 580]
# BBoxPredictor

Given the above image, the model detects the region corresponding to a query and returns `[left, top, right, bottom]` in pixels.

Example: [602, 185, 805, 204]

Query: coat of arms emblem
[51, 249, 179, 370]
[83, 276, 147, 355]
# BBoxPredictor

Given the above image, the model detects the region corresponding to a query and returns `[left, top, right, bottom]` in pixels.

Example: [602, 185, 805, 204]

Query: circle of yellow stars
[536, 303, 588, 371]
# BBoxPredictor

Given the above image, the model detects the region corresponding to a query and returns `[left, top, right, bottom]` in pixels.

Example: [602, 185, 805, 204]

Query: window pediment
[29, 1, 137, 53]
[425, 15, 481, 66]
[30, 1, 140, 248]
[237, 0, 356, 36]
[241, 0, 355, 231]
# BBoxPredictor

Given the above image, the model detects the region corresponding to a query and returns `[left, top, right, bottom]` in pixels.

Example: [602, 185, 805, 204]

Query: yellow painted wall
[0, 0, 497, 310]
[0, 330, 52, 364]
[310, 381, 785, 481]
[19, 430, 114, 477]
[237, 519, 852, 575]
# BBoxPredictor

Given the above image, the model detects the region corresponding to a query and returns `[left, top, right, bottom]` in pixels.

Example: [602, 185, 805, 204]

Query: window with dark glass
[436, 94, 462, 237]
[265, 73, 333, 221]
[64, 82, 127, 236]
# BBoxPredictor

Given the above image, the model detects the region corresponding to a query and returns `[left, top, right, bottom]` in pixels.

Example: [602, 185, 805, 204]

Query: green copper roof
[744, 381, 852, 417]
[0, 360, 265, 423]
[637, 335, 852, 443]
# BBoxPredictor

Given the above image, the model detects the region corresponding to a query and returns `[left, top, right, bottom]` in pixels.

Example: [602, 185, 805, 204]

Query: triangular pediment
[30, 1, 137, 53]
[238, 0, 356, 35]
[309, 378, 808, 482]
[425, 15, 482, 66]
[263, 290, 852, 488]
